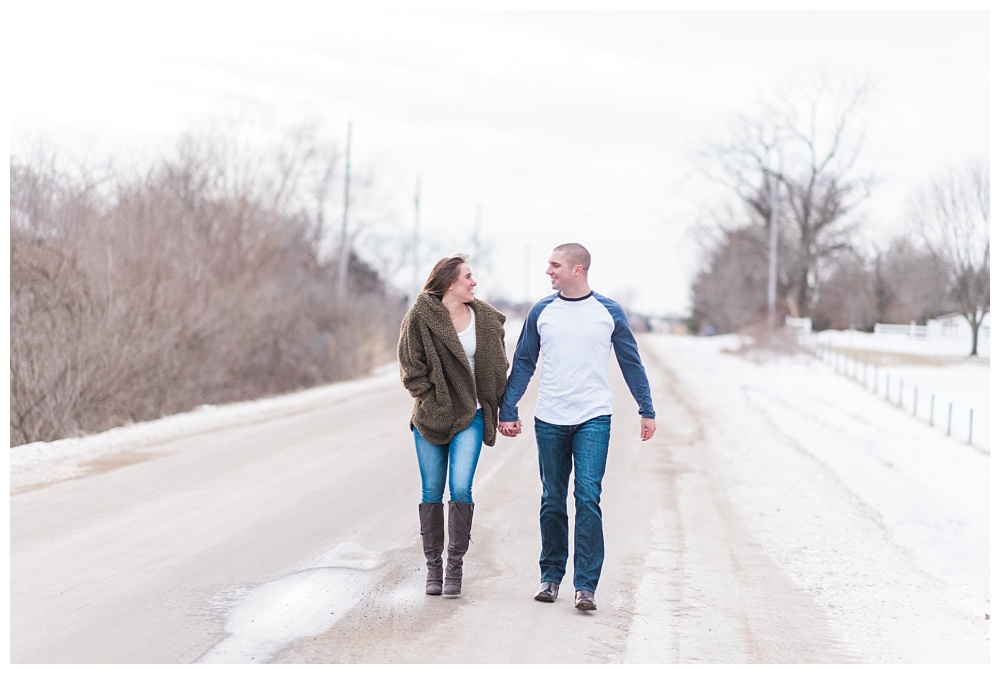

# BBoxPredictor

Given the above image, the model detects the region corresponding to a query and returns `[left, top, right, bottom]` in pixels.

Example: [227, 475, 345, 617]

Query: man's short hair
[553, 242, 591, 272]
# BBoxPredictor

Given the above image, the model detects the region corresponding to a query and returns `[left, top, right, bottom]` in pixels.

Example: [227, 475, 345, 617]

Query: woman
[398, 255, 508, 596]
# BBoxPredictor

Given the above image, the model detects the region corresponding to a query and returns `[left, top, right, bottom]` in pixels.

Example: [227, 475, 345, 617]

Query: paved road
[10, 337, 853, 664]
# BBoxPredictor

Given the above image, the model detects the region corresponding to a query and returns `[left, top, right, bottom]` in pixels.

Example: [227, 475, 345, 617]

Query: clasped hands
[498, 418, 656, 441]
[498, 420, 522, 437]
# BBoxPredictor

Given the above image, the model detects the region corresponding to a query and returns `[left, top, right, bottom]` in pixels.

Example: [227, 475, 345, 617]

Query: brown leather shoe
[534, 582, 559, 602]
[574, 590, 597, 611]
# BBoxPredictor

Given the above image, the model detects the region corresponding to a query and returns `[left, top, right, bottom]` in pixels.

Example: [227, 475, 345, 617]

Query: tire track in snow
[630, 342, 857, 663]
[658, 340, 988, 663]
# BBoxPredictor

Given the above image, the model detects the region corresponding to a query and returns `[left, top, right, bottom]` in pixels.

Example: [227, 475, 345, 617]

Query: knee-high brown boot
[443, 500, 474, 596]
[419, 502, 444, 595]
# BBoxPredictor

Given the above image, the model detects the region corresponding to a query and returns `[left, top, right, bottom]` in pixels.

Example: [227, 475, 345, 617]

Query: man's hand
[499, 420, 522, 437]
[640, 418, 656, 442]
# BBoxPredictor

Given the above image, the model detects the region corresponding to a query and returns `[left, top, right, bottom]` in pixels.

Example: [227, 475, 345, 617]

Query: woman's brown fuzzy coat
[398, 293, 508, 446]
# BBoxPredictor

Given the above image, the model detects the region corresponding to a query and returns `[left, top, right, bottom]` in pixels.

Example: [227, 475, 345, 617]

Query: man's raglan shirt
[500, 292, 655, 425]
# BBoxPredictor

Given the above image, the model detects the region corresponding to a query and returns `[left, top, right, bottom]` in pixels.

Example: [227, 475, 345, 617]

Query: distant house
[647, 315, 690, 335]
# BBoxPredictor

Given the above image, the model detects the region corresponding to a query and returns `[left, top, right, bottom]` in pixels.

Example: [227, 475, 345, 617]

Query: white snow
[810, 329, 990, 448]
[9, 332, 991, 663]
[643, 332, 990, 663]
[197, 542, 387, 664]
[9, 363, 401, 492]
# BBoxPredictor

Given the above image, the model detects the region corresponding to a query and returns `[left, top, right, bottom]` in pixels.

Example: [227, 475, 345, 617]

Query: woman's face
[445, 263, 476, 303]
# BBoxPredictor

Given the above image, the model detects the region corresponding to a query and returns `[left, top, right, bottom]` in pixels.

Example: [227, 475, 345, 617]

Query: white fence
[784, 316, 813, 337]
[874, 313, 990, 346]
[874, 322, 928, 338]
[812, 341, 988, 451]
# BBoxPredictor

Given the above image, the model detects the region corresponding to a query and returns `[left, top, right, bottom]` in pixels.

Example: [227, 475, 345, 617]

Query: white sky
[8, 4, 992, 315]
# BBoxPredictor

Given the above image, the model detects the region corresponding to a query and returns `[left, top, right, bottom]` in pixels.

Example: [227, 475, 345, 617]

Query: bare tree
[689, 225, 771, 334]
[697, 66, 872, 321]
[872, 236, 950, 325]
[811, 249, 877, 331]
[909, 159, 990, 356]
[10, 127, 405, 447]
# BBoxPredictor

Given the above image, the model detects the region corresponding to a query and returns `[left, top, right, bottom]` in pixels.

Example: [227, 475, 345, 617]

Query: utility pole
[524, 244, 531, 303]
[766, 170, 779, 328]
[412, 177, 421, 302]
[473, 204, 482, 262]
[337, 120, 352, 297]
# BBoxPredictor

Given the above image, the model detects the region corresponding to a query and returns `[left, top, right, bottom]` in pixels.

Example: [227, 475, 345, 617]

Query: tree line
[688, 69, 990, 356]
[10, 123, 407, 447]
[10, 72, 988, 445]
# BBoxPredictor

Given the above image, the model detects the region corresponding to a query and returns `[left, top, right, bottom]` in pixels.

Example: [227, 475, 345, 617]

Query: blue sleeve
[597, 295, 656, 419]
[499, 300, 546, 422]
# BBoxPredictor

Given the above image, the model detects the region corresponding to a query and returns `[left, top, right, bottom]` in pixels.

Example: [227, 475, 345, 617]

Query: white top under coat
[456, 308, 480, 409]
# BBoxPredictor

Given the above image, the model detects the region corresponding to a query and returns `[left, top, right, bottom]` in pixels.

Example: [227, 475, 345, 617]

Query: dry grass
[724, 322, 812, 363]
[818, 347, 988, 368]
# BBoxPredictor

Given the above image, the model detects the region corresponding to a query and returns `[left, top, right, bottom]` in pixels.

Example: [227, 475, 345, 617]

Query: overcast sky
[9, 5, 991, 315]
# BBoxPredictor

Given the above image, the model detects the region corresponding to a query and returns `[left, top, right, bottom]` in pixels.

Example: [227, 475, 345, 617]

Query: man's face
[546, 251, 575, 292]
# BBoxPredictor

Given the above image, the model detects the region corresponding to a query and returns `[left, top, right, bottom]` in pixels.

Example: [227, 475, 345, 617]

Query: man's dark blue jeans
[534, 414, 611, 593]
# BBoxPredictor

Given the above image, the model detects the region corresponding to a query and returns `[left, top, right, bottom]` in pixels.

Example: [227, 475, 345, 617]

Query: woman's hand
[499, 420, 521, 437]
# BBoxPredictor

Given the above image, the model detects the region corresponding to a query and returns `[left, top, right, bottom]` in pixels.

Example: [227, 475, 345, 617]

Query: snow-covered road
[642, 334, 990, 663]
[9, 333, 990, 663]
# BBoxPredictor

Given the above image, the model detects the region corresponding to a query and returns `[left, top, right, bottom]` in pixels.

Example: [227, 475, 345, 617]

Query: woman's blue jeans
[413, 409, 484, 504]
[534, 414, 611, 593]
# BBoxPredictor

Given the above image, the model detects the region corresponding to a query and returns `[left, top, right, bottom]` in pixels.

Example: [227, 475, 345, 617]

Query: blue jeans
[534, 414, 611, 593]
[413, 410, 484, 504]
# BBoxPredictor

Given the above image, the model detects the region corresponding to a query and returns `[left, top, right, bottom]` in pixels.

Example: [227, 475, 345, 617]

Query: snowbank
[9, 364, 400, 492]
[645, 333, 990, 663]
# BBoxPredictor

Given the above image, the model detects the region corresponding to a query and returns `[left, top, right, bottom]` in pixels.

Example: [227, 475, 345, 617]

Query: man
[499, 242, 656, 611]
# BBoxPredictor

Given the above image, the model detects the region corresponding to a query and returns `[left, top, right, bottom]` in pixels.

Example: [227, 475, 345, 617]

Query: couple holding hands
[398, 243, 656, 611]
